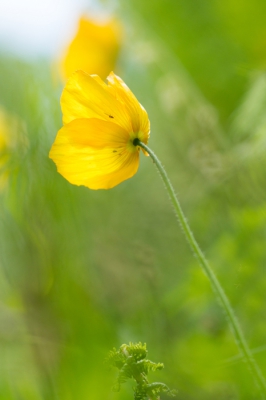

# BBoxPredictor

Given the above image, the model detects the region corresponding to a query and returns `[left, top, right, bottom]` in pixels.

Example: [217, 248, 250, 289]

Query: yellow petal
[49, 118, 139, 189]
[61, 70, 132, 133]
[107, 72, 150, 141]
[57, 117, 130, 148]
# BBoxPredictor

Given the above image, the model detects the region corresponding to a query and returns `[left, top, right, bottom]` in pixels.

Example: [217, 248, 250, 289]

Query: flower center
[133, 138, 140, 146]
[126, 132, 143, 153]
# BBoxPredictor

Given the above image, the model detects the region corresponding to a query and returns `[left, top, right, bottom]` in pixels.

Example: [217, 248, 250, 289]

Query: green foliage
[107, 343, 176, 400]
[1, 1, 266, 399]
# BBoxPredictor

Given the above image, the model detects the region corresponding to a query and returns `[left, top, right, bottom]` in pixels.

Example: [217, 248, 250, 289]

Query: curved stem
[135, 139, 266, 397]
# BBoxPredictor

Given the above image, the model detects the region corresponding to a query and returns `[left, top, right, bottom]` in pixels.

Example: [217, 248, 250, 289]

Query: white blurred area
[0, 0, 105, 58]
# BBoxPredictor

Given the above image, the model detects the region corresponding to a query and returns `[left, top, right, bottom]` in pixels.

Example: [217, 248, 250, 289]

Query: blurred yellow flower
[60, 16, 122, 81]
[49, 71, 150, 189]
[0, 115, 8, 182]
[0, 108, 27, 191]
[0, 108, 16, 190]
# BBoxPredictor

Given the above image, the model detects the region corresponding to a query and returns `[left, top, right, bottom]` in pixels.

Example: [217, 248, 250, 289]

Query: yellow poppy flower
[49, 71, 150, 190]
[60, 16, 122, 81]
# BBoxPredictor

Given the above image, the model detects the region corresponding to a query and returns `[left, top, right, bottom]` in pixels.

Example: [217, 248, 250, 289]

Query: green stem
[135, 139, 266, 397]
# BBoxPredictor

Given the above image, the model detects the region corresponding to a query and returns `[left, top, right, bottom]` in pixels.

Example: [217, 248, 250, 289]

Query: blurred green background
[1, 0, 266, 399]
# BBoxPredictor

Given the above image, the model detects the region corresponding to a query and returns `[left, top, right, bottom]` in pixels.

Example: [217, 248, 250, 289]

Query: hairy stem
[135, 139, 266, 397]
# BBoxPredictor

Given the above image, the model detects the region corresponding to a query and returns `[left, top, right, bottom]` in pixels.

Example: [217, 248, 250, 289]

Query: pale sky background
[0, 0, 110, 58]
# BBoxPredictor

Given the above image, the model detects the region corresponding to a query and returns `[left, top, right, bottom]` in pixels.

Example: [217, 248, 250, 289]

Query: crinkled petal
[107, 72, 150, 141]
[49, 118, 139, 189]
[61, 70, 132, 133]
